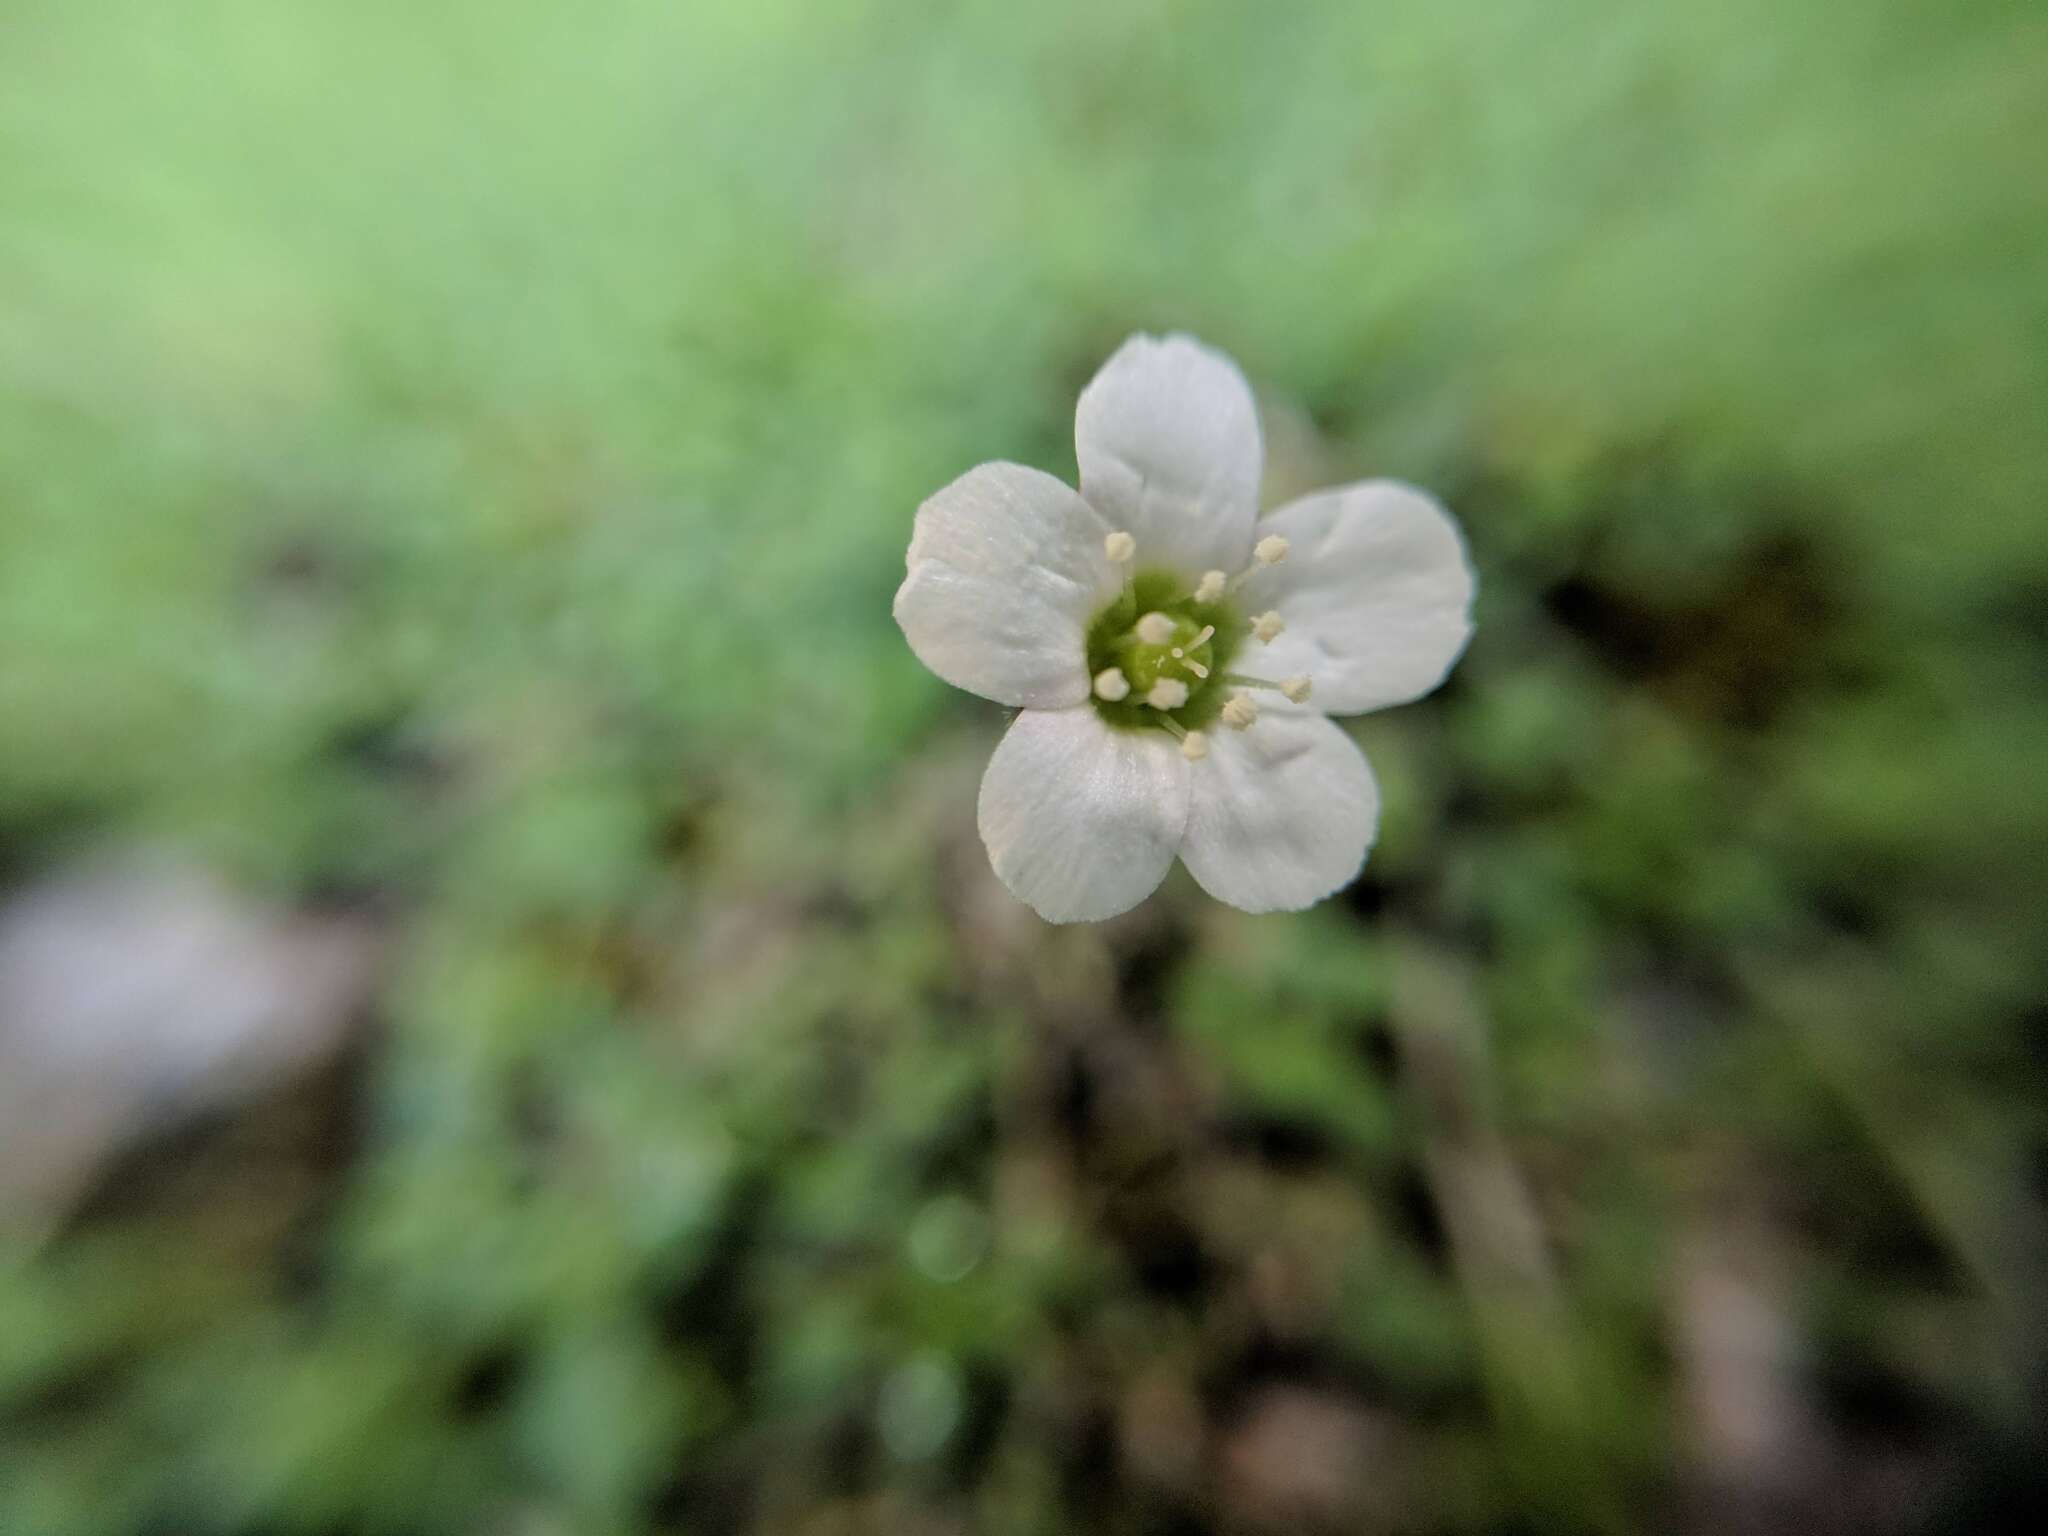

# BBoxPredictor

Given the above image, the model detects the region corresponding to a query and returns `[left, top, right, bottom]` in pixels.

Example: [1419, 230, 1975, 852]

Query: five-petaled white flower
[894, 333, 1475, 922]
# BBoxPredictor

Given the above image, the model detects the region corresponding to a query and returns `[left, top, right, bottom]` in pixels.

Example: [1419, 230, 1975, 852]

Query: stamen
[1104, 531, 1136, 563]
[1093, 667, 1131, 702]
[1220, 691, 1258, 730]
[1157, 717, 1208, 758]
[1222, 671, 1314, 704]
[1252, 610, 1285, 643]
[1227, 539, 1292, 596]
[1135, 611, 1176, 646]
[1145, 678, 1189, 711]
[1193, 570, 1227, 604]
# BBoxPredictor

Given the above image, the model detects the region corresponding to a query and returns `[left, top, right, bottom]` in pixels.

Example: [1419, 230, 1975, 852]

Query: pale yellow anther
[1194, 570, 1227, 604]
[1280, 675, 1313, 704]
[1145, 678, 1189, 711]
[1135, 611, 1176, 646]
[1254, 535, 1290, 565]
[1104, 531, 1136, 563]
[1180, 730, 1210, 761]
[1093, 667, 1131, 703]
[1221, 691, 1258, 730]
[1252, 610, 1285, 643]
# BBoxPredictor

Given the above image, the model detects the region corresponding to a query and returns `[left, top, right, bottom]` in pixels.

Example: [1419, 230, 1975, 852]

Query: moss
[1, 0, 2044, 1531]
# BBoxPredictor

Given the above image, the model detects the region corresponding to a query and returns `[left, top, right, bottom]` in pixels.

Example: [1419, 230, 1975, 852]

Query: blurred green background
[2, 0, 2044, 1531]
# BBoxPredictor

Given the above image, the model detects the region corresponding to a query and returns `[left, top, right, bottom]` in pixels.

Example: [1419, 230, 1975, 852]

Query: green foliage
[2, 0, 2044, 1531]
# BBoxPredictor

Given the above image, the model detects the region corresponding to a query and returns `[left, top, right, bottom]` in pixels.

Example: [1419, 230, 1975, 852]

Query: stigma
[1079, 544, 1319, 762]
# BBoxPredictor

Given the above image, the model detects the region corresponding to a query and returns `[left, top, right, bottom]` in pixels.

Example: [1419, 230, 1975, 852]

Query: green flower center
[1085, 568, 1248, 732]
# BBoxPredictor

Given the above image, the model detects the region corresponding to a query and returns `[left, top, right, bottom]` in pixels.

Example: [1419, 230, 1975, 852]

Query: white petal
[977, 708, 1190, 923]
[1074, 333, 1262, 578]
[1236, 480, 1475, 716]
[1179, 707, 1378, 914]
[895, 462, 1121, 708]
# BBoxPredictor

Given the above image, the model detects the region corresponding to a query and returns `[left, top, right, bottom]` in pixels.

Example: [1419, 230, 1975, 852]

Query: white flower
[893, 332, 1475, 922]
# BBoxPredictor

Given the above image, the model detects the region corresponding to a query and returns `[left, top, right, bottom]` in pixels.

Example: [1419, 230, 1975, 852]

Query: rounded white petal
[1179, 707, 1378, 914]
[977, 708, 1190, 923]
[1235, 480, 1475, 716]
[1074, 333, 1262, 578]
[895, 462, 1121, 708]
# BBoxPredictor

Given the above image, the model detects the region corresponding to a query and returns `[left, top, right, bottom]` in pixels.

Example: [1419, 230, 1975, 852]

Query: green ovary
[1085, 567, 1248, 733]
